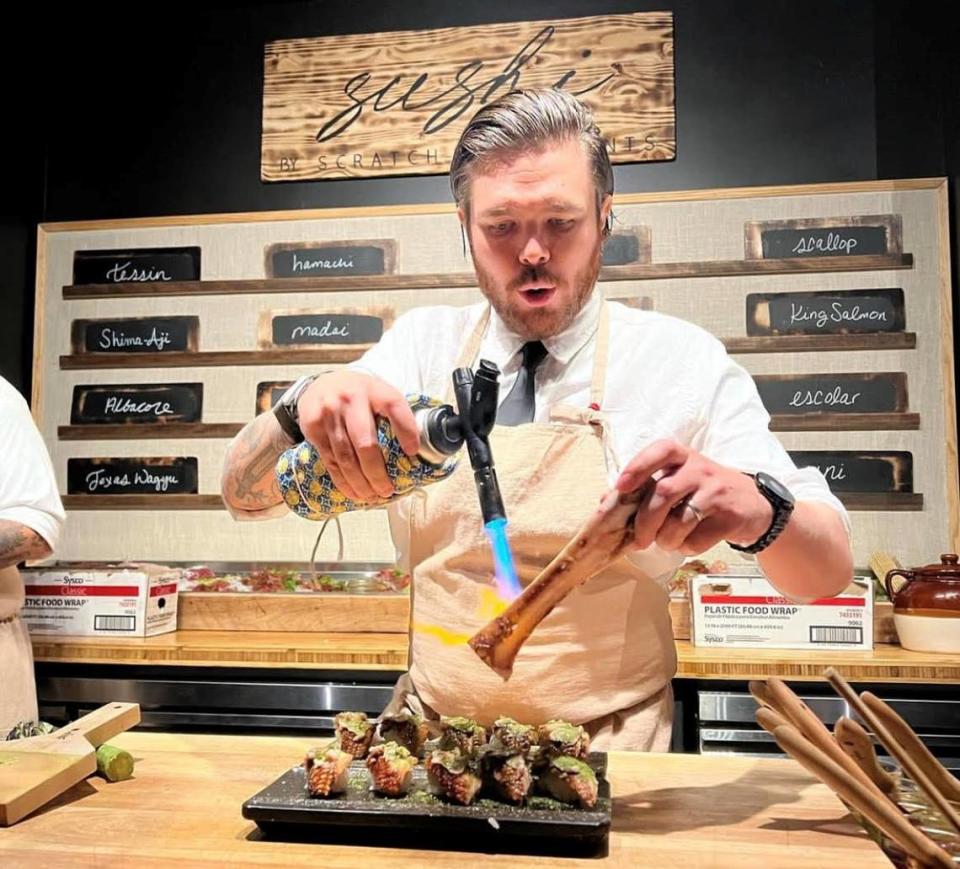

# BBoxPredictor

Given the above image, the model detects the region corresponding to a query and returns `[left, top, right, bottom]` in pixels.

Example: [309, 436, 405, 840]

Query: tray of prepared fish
[242, 712, 611, 856]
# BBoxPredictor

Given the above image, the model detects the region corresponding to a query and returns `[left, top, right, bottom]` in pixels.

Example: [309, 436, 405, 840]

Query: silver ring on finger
[684, 500, 706, 523]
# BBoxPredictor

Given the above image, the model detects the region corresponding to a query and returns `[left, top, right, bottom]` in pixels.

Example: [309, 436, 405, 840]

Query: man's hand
[297, 372, 419, 503]
[615, 439, 772, 555]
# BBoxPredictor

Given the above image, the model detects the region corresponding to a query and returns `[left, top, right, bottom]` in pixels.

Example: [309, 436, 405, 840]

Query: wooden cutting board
[0, 701, 140, 826]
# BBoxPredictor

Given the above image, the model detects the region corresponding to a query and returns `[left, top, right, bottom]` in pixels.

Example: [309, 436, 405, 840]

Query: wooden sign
[256, 381, 293, 415]
[755, 373, 908, 415]
[257, 306, 394, 350]
[601, 228, 652, 267]
[71, 384, 203, 425]
[72, 247, 201, 285]
[70, 316, 199, 354]
[745, 215, 902, 260]
[746, 288, 906, 336]
[265, 240, 396, 278]
[262, 12, 675, 181]
[66, 458, 199, 495]
[788, 451, 913, 493]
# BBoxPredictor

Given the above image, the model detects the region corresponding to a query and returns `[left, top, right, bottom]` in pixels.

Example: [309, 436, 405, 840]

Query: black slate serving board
[242, 752, 611, 857]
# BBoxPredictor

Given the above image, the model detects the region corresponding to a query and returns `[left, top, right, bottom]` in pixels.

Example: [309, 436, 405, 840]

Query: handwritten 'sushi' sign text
[316, 28, 614, 143]
[262, 12, 675, 180]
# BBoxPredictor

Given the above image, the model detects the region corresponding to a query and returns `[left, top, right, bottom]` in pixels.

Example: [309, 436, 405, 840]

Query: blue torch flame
[484, 517, 523, 601]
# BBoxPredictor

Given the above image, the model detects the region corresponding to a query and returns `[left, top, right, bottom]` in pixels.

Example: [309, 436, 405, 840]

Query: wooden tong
[824, 667, 960, 834]
[752, 677, 955, 866]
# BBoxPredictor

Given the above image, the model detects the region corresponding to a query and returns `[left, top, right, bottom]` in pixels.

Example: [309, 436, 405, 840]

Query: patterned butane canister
[276, 394, 460, 520]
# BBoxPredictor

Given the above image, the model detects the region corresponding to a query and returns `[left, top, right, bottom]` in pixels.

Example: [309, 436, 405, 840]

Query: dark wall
[2, 0, 954, 393]
[40, 0, 878, 220]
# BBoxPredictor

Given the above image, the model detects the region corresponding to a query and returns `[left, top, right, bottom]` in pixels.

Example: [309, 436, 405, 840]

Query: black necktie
[497, 341, 548, 426]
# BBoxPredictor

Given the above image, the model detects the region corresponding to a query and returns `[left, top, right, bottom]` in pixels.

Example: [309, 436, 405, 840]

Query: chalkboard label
[265, 240, 396, 278]
[256, 381, 293, 415]
[67, 457, 198, 495]
[71, 316, 199, 354]
[746, 289, 905, 336]
[73, 247, 201, 285]
[745, 215, 902, 260]
[756, 373, 907, 415]
[258, 305, 394, 350]
[272, 313, 384, 346]
[789, 451, 912, 493]
[71, 384, 203, 424]
[601, 228, 651, 266]
[762, 226, 888, 259]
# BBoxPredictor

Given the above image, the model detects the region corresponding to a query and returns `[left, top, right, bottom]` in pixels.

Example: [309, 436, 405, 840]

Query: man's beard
[471, 237, 603, 341]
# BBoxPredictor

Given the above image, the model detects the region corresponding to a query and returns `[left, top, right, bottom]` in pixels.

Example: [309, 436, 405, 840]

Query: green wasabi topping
[550, 755, 597, 784]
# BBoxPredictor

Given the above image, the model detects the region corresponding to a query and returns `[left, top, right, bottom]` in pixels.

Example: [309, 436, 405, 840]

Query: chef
[222, 89, 852, 750]
[0, 375, 65, 736]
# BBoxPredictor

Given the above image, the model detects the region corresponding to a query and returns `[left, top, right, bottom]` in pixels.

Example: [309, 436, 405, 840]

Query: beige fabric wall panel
[35, 181, 955, 569]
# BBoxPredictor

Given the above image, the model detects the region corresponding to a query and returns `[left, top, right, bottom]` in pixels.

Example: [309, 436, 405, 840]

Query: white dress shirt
[0, 377, 64, 550]
[1, 376, 65, 619]
[351, 291, 849, 529]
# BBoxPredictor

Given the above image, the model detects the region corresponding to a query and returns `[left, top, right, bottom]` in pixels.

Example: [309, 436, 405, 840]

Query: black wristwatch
[272, 374, 317, 444]
[728, 471, 795, 554]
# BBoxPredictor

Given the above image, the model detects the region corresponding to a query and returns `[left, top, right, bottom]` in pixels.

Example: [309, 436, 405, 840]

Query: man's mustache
[507, 267, 560, 292]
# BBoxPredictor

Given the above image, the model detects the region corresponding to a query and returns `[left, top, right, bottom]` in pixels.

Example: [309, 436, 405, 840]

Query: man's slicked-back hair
[449, 88, 614, 219]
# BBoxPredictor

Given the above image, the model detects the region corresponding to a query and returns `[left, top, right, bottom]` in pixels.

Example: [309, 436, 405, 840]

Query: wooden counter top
[32, 631, 960, 682]
[0, 731, 887, 867]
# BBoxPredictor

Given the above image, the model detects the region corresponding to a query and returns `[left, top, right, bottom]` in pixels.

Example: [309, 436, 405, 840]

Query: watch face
[756, 471, 795, 507]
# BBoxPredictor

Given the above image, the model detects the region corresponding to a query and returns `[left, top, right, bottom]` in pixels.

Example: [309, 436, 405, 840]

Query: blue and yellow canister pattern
[276, 394, 459, 521]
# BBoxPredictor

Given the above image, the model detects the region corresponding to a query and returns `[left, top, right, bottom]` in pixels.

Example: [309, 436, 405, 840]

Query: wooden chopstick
[824, 667, 960, 834]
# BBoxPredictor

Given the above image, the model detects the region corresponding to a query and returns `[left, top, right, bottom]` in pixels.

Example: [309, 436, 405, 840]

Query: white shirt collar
[485, 289, 602, 367]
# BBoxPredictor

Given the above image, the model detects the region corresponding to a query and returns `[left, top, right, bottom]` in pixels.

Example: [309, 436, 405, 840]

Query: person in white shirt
[222, 89, 852, 749]
[0, 375, 65, 735]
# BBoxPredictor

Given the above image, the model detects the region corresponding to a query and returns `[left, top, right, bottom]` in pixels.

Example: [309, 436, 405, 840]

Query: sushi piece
[537, 755, 599, 809]
[378, 710, 429, 756]
[303, 746, 352, 797]
[425, 748, 483, 806]
[481, 747, 533, 805]
[437, 716, 487, 756]
[334, 711, 376, 759]
[490, 717, 538, 757]
[366, 741, 418, 796]
[538, 719, 590, 760]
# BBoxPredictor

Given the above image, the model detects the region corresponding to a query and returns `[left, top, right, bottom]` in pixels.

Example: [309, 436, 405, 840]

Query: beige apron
[396, 303, 677, 751]
[0, 565, 39, 736]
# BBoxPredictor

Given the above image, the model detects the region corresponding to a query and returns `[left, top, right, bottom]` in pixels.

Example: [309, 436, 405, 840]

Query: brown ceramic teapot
[885, 554, 960, 653]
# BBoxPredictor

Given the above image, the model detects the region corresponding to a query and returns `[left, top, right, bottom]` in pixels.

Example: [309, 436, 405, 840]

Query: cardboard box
[691, 573, 873, 650]
[21, 565, 179, 637]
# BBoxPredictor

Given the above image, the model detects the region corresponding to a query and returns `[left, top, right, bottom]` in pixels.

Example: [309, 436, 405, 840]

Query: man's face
[459, 138, 612, 341]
